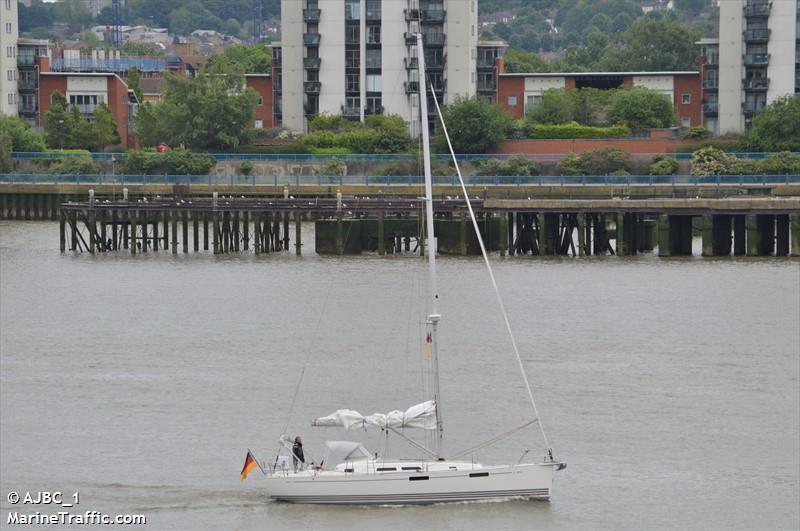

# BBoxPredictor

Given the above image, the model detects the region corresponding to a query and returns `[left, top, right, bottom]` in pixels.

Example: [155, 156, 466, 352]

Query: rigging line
[450, 419, 539, 461]
[428, 81, 552, 454]
[279, 277, 335, 438]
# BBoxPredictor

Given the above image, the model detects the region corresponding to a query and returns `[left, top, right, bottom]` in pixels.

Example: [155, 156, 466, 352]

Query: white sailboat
[261, 34, 565, 505]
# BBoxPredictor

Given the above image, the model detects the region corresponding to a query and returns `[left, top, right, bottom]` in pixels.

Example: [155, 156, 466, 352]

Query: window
[681, 93, 691, 105]
[346, 74, 359, 92]
[6, 46, 12, 57]
[366, 49, 381, 69]
[345, 49, 359, 69]
[257, 97, 263, 106]
[5, 22, 11, 33]
[345, 0, 360, 19]
[7, 93, 13, 104]
[346, 25, 359, 45]
[6, 69, 13, 81]
[681, 117, 691, 127]
[5, 0, 10, 9]
[367, 26, 381, 45]
[508, 96, 517, 106]
[346, 96, 360, 110]
[366, 74, 381, 92]
[254, 119, 263, 129]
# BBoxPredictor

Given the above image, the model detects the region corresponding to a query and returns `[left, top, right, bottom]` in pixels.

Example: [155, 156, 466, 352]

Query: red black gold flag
[241, 450, 258, 481]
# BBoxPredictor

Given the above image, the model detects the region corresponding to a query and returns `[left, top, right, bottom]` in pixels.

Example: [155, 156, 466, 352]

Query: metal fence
[2, 173, 799, 186]
[12, 151, 794, 162]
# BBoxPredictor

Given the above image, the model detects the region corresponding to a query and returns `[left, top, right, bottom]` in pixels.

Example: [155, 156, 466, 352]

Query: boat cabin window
[344, 468, 354, 473]
[409, 476, 429, 481]
[377, 467, 397, 472]
[469, 472, 489, 478]
[401, 466, 422, 471]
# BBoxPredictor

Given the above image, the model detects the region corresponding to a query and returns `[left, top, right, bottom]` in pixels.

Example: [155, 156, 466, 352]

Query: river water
[1, 221, 798, 531]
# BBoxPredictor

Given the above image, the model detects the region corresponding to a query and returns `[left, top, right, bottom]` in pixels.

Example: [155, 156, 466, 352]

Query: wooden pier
[55, 192, 800, 258]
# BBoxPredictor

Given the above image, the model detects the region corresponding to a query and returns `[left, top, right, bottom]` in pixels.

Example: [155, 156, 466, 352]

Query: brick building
[497, 69, 702, 127]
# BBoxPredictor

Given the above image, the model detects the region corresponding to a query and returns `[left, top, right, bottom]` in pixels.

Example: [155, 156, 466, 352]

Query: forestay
[312, 400, 437, 430]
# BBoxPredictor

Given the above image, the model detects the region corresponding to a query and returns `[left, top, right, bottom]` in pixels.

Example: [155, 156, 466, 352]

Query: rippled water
[1, 221, 798, 530]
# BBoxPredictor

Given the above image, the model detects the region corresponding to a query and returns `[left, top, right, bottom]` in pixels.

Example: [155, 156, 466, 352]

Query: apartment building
[278, 0, 479, 135]
[700, 0, 799, 134]
[17, 38, 50, 124]
[497, 70, 702, 127]
[0, 0, 18, 115]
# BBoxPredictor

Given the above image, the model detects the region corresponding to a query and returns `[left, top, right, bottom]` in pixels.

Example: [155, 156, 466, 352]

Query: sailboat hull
[264, 462, 556, 505]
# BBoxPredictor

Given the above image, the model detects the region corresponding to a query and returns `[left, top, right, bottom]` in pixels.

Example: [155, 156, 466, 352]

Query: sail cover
[312, 400, 437, 430]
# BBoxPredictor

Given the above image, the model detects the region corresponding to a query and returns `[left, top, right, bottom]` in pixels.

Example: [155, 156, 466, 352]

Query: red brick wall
[106, 76, 129, 147]
[673, 74, 702, 127]
[38, 74, 130, 148]
[37, 76, 67, 122]
[246, 76, 273, 129]
[497, 76, 525, 119]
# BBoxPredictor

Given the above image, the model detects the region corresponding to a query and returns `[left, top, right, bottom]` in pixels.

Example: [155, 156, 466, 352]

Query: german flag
[240, 450, 258, 481]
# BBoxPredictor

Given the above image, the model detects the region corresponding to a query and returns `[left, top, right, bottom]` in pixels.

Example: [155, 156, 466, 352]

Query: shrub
[730, 158, 761, 175]
[679, 126, 712, 140]
[309, 114, 358, 133]
[301, 114, 411, 154]
[47, 156, 100, 174]
[474, 155, 539, 176]
[649, 154, 679, 175]
[555, 154, 584, 176]
[738, 95, 800, 151]
[308, 147, 352, 155]
[606, 87, 677, 130]
[526, 123, 631, 139]
[759, 151, 800, 174]
[555, 148, 631, 175]
[0, 115, 46, 152]
[690, 146, 734, 176]
[319, 157, 346, 176]
[119, 148, 215, 175]
[239, 160, 254, 175]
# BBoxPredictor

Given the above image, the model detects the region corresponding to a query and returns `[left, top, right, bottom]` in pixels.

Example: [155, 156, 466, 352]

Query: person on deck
[292, 436, 305, 472]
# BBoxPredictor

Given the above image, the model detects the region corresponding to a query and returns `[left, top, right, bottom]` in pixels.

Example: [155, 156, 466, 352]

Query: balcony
[303, 8, 321, 22]
[742, 101, 765, 114]
[743, 78, 769, 90]
[304, 57, 321, 69]
[703, 56, 718, 66]
[405, 8, 420, 20]
[477, 57, 497, 69]
[17, 79, 37, 91]
[743, 53, 770, 66]
[744, 2, 771, 17]
[341, 105, 360, 117]
[702, 103, 718, 115]
[17, 55, 36, 67]
[423, 33, 445, 47]
[404, 81, 420, 94]
[19, 104, 37, 115]
[477, 83, 496, 93]
[420, 10, 446, 23]
[69, 104, 98, 115]
[430, 81, 446, 94]
[702, 79, 718, 90]
[303, 33, 321, 46]
[743, 28, 770, 42]
[365, 105, 384, 116]
[425, 57, 446, 69]
[405, 57, 419, 70]
[405, 33, 418, 46]
[304, 81, 321, 94]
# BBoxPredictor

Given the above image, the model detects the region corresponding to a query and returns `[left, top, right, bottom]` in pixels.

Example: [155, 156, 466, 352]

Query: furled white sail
[312, 400, 437, 430]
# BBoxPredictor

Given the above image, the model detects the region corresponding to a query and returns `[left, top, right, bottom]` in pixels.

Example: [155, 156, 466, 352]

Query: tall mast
[416, 33, 444, 459]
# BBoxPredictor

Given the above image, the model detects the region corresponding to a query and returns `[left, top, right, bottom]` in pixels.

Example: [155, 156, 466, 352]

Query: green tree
[169, 2, 222, 35]
[222, 18, 242, 37]
[44, 92, 78, 149]
[0, 131, 12, 172]
[19, 0, 53, 32]
[606, 87, 676, 130]
[134, 72, 258, 149]
[127, 66, 144, 103]
[740, 95, 800, 152]
[503, 49, 551, 73]
[120, 41, 165, 56]
[205, 45, 271, 74]
[691, 146, 733, 176]
[0, 115, 47, 152]
[433, 96, 512, 154]
[526, 89, 573, 124]
[89, 103, 121, 150]
[608, 17, 702, 71]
